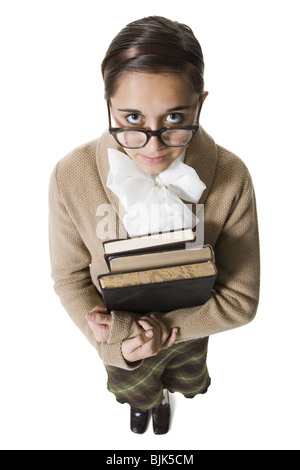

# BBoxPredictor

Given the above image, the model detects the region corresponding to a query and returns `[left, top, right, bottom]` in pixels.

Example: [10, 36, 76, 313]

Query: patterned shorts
[105, 337, 211, 411]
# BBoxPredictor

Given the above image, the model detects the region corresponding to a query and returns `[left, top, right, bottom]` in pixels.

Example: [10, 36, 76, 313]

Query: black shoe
[130, 407, 149, 434]
[152, 390, 171, 435]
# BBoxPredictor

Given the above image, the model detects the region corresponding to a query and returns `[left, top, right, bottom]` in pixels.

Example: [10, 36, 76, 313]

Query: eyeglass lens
[116, 129, 194, 148]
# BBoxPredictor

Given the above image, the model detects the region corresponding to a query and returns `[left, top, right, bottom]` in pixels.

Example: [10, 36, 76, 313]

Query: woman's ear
[202, 91, 209, 103]
[197, 91, 208, 120]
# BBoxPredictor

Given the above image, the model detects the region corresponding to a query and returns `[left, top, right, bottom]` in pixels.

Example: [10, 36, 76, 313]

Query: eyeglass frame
[107, 98, 203, 149]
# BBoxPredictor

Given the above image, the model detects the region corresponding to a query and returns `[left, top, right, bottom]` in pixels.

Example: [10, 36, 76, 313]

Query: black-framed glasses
[107, 101, 200, 149]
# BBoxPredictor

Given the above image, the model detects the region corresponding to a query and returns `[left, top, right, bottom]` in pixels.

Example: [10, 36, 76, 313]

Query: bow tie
[106, 148, 206, 237]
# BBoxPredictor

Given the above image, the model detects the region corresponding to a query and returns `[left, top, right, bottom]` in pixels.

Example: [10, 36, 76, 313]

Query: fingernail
[145, 330, 153, 338]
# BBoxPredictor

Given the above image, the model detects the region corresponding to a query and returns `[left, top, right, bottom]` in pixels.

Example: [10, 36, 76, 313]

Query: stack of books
[98, 228, 217, 315]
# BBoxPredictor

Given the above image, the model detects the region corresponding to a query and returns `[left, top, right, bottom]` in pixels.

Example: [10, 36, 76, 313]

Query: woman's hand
[121, 314, 178, 363]
[85, 306, 112, 342]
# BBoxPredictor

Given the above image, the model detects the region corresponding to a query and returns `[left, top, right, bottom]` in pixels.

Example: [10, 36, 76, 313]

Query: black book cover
[98, 271, 217, 315]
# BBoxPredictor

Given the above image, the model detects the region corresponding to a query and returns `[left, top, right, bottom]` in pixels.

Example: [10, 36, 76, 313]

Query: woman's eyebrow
[118, 105, 193, 113]
[166, 105, 193, 112]
[118, 108, 142, 113]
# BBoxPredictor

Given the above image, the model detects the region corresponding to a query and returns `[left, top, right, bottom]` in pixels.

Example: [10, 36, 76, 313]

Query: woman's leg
[105, 353, 167, 411]
[104, 337, 211, 433]
[162, 337, 211, 398]
[105, 349, 168, 434]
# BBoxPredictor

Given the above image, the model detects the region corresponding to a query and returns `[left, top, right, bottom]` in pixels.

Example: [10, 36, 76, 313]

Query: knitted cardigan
[49, 127, 260, 370]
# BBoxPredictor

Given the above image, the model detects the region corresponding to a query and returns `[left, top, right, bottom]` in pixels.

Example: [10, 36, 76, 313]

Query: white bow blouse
[106, 148, 206, 237]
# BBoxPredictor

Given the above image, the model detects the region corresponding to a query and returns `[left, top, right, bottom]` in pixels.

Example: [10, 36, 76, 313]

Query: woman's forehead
[111, 72, 199, 110]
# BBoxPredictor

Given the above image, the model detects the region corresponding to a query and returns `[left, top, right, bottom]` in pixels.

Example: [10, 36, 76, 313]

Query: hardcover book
[98, 260, 217, 314]
[102, 228, 195, 259]
[107, 245, 213, 273]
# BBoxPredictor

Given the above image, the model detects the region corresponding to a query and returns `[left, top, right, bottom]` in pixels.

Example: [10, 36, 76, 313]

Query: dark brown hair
[101, 16, 205, 100]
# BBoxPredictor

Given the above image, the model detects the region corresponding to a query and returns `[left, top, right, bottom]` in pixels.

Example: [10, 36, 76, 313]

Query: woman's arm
[160, 183, 260, 341]
[49, 165, 143, 369]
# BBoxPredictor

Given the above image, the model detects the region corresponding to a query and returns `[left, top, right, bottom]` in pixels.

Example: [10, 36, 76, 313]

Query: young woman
[49, 16, 260, 435]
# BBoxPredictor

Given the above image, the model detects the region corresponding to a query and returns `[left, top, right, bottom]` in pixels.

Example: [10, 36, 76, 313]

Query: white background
[1, 0, 299, 450]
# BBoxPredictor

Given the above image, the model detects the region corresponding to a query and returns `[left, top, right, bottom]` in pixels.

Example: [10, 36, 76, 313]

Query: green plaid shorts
[105, 337, 211, 411]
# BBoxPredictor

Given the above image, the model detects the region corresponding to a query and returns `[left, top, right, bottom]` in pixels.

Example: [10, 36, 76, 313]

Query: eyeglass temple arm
[107, 100, 112, 128]
[196, 95, 205, 123]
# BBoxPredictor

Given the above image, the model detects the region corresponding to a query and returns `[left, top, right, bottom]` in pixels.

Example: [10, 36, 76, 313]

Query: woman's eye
[126, 114, 143, 125]
[165, 113, 183, 124]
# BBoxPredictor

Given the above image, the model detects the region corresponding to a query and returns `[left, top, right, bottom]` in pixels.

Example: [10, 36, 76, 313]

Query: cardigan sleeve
[48, 164, 142, 370]
[160, 181, 260, 341]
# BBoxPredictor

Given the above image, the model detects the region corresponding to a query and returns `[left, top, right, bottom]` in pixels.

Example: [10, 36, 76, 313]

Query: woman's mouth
[140, 154, 168, 164]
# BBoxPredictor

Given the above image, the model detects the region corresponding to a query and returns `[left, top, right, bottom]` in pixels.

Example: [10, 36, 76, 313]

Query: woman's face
[109, 72, 205, 174]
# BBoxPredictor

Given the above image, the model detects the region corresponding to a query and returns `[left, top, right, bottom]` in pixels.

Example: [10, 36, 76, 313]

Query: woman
[49, 16, 260, 435]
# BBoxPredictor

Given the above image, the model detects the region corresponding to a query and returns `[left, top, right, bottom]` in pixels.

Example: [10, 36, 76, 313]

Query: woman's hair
[101, 16, 205, 100]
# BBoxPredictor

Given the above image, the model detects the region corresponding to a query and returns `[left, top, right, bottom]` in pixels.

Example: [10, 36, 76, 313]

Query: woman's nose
[146, 135, 165, 152]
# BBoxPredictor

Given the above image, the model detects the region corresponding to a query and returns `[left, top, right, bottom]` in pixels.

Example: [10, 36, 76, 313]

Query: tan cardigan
[49, 127, 260, 370]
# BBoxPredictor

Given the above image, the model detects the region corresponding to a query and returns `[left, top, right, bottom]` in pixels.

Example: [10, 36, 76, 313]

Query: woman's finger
[161, 328, 178, 349]
[86, 312, 112, 325]
[138, 315, 168, 335]
[90, 306, 108, 314]
[121, 330, 154, 361]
